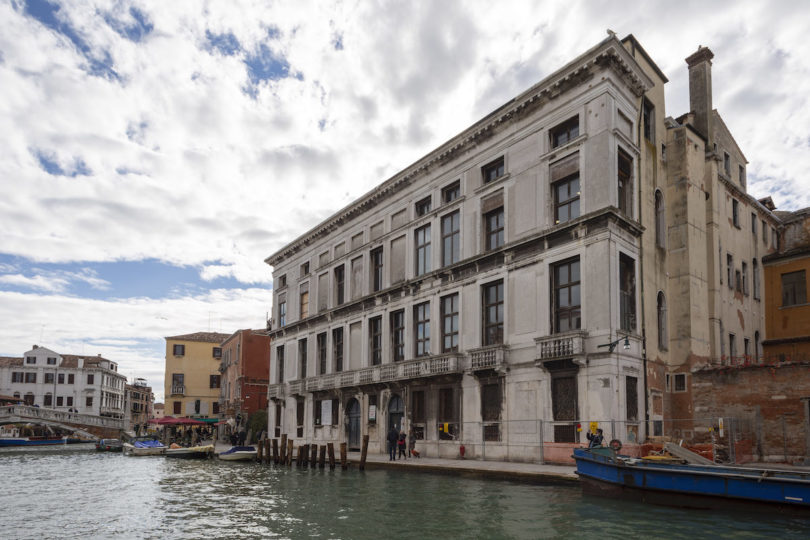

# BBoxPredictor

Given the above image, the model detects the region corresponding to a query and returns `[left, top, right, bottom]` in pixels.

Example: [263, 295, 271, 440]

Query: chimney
[33, 345, 38, 349]
[685, 46, 714, 150]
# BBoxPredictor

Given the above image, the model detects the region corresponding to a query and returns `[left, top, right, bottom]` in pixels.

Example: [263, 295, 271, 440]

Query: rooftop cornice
[265, 36, 654, 267]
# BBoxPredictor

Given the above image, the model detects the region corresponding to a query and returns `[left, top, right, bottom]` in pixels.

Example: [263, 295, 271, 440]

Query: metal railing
[170, 385, 185, 396]
[469, 345, 505, 370]
[535, 331, 586, 360]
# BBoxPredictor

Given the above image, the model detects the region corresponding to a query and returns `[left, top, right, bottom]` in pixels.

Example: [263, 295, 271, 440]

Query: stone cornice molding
[265, 37, 654, 267]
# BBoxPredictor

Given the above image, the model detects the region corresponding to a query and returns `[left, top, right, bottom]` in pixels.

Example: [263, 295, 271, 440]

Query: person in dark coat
[587, 428, 604, 448]
[387, 426, 399, 461]
[397, 430, 407, 459]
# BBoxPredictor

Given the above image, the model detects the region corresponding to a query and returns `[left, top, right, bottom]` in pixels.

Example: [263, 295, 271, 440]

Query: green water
[1, 448, 807, 539]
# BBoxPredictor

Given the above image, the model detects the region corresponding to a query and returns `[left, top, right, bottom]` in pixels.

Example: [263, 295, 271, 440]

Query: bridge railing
[0, 405, 124, 430]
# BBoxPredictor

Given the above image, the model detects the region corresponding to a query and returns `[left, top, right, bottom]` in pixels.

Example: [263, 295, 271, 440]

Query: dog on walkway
[410, 449, 420, 458]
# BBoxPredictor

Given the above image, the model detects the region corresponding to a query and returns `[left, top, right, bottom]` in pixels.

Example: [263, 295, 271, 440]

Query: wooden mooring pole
[257, 438, 264, 462]
[318, 445, 326, 469]
[340, 442, 347, 470]
[280, 434, 287, 464]
[272, 438, 279, 464]
[263, 439, 271, 464]
[287, 439, 294, 466]
[310, 444, 318, 467]
[327, 442, 336, 470]
[359, 435, 369, 471]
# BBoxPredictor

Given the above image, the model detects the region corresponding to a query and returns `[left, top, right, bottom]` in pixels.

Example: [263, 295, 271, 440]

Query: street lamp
[598, 335, 630, 353]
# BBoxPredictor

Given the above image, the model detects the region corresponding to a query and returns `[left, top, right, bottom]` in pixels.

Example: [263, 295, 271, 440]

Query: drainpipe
[636, 91, 650, 442]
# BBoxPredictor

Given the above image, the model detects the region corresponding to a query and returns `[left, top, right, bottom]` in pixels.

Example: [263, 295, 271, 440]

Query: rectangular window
[86, 396, 93, 407]
[742, 262, 749, 296]
[87, 374, 94, 385]
[415, 196, 432, 216]
[753, 259, 760, 300]
[412, 390, 425, 423]
[782, 270, 807, 306]
[552, 258, 581, 333]
[554, 175, 580, 224]
[727, 254, 734, 290]
[751, 213, 757, 236]
[550, 116, 579, 148]
[674, 373, 687, 392]
[45, 373, 54, 384]
[724, 152, 731, 176]
[317, 333, 327, 375]
[441, 294, 460, 353]
[740, 165, 746, 187]
[173, 344, 185, 356]
[414, 302, 431, 357]
[618, 149, 632, 216]
[57, 373, 64, 384]
[482, 157, 505, 184]
[173, 401, 181, 414]
[43, 394, 52, 406]
[68, 374, 74, 384]
[732, 199, 740, 228]
[642, 100, 654, 142]
[334, 265, 345, 306]
[300, 261, 310, 276]
[415, 224, 431, 276]
[390, 310, 405, 362]
[744, 338, 750, 360]
[209, 375, 220, 389]
[371, 247, 384, 292]
[298, 339, 308, 379]
[442, 181, 460, 203]
[213, 347, 222, 358]
[12, 372, 23, 383]
[441, 211, 460, 266]
[369, 316, 382, 366]
[299, 284, 309, 319]
[66, 396, 73, 407]
[276, 274, 287, 288]
[482, 281, 504, 345]
[333, 328, 344, 372]
[277, 345, 285, 383]
[25, 356, 35, 364]
[56, 396, 64, 407]
[735, 270, 742, 292]
[626, 376, 638, 422]
[46, 357, 56, 365]
[773, 227, 778, 250]
[485, 207, 505, 251]
[481, 382, 502, 441]
[620, 254, 636, 332]
[729, 334, 737, 362]
[212, 402, 220, 415]
[278, 300, 286, 327]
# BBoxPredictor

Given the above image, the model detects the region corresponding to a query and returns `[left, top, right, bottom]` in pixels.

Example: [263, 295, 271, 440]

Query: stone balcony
[469, 345, 507, 371]
[535, 331, 586, 361]
[169, 385, 185, 396]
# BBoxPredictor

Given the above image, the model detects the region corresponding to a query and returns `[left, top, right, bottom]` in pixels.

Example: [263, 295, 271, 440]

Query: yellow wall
[764, 257, 810, 341]
[164, 338, 221, 417]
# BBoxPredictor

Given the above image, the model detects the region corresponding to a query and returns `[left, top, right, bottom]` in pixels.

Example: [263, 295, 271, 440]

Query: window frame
[441, 211, 460, 267]
[619, 253, 636, 333]
[553, 174, 580, 225]
[482, 281, 504, 346]
[298, 338, 308, 379]
[550, 116, 579, 149]
[481, 156, 505, 184]
[441, 293, 460, 353]
[370, 246, 384, 292]
[390, 310, 405, 362]
[172, 344, 185, 356]
[414, 302, 431, 357]
[551, 257, 581, 334]
[415, 224, 432, 276]
[442, 181, 460, 203]
[369, 316, 382, 366]
[333, 327, 344, 372]
[781, 270, 807, 307]
[334, 265, 345, 306]
[484, 206, 505, 251]
[317, 332, 327, 375]
[415, 196, 432, 217]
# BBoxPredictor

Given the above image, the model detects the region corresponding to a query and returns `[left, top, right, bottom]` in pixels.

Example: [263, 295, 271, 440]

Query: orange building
[762, 207, 810, 361]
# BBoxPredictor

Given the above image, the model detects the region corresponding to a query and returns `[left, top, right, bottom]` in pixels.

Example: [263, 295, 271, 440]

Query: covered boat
[164, 443, 214, 459]
[573, 447, 810, 510]
[95, 438, 123, 452]
[123, 437, 167, 456]
[218, 446, 257, 461]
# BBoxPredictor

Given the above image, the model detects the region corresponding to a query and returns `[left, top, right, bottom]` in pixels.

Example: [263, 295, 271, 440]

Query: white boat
[218, 445, 257, 461]
[164, 444, 214, 459]
[123, 437, 167, 456]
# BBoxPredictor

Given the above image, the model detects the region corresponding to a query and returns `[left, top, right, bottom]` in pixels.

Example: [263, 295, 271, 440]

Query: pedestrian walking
[387, 425, 399, 461]
[408, 428, 416, 457]
[397, 430, 407, 459]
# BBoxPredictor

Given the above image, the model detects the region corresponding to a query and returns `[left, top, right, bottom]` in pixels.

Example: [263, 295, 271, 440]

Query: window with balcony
[369, 316, 382, 366]
[441, 294, 459, 353]
[482, 157, 505, 184]
[620, 254, 636, 332]
[550, 116, 579, 148]
[484, 207, 504, 251]
[415, 224, 431, 276]
[441, 211, 460, 266]
[333, 328, 344, 372]
[442, 181, 460, 203]
[482, 281, 504, 346]
[298, 339, 308, 379]
[390, 310, 405, 362]
[782, 270, 807, 306]
[334, 265, 345, 306]
[317, 333, 327, 375]
[552, 258, 581, 333]
[371, 247, 384, 292]
[414, 302, 431, 357]
[171, 373, 184, 393]
[172, 344, 185, 356]
[276, 345, 285, 383]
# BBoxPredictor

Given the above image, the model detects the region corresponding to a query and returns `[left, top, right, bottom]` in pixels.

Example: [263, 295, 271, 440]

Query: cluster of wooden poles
[255, 434, 371, 470]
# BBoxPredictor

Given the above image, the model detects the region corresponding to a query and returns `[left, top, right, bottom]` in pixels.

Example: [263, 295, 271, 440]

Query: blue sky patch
[24, 0, 119, 81]
[32, 149, 92, 177]
[206, 30, 241, 56]
[245, 42, 290, 85]
[104, 7, 154, 43]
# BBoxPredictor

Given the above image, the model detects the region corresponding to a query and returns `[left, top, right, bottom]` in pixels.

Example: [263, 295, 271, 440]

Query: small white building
[0, 345, 127, 418]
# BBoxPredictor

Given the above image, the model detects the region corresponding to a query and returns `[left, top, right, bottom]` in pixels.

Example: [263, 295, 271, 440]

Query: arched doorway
[24, 393, 34, 406]
[346, 398, 361, 450]
[388, 394, 404, 433]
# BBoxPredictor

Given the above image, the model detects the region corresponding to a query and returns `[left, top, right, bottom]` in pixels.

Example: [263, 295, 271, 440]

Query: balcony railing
[170, 385, 185, 396]
[469, 345, 506, 370]
[535, 332, 586, 360]
[267, 384, 283, 399]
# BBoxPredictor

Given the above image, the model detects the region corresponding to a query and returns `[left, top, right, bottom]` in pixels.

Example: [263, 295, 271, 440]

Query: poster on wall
[368, 404, 376, 421]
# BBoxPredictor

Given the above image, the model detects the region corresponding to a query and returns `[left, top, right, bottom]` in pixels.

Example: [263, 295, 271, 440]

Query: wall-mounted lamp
[598, 335, 630, 353]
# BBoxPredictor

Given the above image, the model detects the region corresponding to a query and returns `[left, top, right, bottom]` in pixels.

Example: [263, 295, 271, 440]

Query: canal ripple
[1, 448, 808, 539]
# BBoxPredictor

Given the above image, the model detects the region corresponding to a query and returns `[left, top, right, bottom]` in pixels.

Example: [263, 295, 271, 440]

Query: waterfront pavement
[346, 451, 579, 484]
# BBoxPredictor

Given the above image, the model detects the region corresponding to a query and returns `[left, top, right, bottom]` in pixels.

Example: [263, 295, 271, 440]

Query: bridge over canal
[0, 405, 124, 439]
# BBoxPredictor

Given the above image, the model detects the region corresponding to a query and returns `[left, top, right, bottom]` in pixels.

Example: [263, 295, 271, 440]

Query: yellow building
[164, 332, 230, 418]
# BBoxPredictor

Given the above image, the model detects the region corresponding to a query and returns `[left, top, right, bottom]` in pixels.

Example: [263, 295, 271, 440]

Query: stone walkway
[346, 451, 578, 484]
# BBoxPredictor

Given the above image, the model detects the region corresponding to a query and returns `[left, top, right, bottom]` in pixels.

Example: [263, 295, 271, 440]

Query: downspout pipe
[637, 93, 650, 442]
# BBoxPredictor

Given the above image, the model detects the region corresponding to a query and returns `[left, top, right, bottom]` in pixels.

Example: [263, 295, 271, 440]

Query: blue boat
[573, 447, 810, 510]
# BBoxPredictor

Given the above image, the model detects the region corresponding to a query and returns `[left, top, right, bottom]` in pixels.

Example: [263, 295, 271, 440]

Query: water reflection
[1, 449, 808, 539]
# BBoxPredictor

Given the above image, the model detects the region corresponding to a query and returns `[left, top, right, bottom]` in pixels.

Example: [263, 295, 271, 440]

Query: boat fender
[609, 439, 623, 451]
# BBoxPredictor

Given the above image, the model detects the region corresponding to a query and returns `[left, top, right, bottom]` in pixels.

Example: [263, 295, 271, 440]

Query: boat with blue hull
[573, 447, 810, 510]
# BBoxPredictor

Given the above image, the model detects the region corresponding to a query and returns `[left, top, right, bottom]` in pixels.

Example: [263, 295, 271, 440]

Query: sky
[2, 0, 809, 403]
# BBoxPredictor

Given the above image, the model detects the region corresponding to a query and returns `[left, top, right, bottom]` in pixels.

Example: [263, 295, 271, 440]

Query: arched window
[657, 291, 668, 350]
[754, 331, 761, 363]
[655, 190, 665, 248]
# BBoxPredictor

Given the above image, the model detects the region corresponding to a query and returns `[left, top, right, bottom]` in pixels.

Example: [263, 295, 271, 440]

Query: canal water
[2, 447, 808, 539]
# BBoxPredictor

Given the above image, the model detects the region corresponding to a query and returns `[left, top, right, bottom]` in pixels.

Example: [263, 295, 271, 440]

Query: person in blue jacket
[587, 428, 605, 448]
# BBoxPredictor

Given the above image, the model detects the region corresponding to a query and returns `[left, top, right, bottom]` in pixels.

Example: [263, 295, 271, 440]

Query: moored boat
[164, 443, 214, 459]
[95, 438, 123, 452]
[123, 437, 167, 456]
[218, 446, 257, 461]
[573, 447, 810, 510]
[0, 436, 87, 447]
